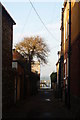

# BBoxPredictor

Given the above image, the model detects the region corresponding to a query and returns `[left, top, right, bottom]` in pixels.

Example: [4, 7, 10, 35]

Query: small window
[12, 62, 17, 69]
[67, 57, 68, 77]
[64, 59, 66, 80]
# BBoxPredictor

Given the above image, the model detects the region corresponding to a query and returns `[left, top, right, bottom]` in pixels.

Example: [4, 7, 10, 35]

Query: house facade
[60, 1, 80, 104]
[1, 3, 16, 113]
[56, 51, 63, 99]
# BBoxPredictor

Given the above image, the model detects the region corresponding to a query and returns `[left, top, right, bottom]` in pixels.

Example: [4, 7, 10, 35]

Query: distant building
[31, 61, 40, 75]
[1, 3, 16, 113]
[40, 80, 51, 89]
[56, 51, 63, 98]
[56, 51, 61, 86]
[31, 61, 40, 90]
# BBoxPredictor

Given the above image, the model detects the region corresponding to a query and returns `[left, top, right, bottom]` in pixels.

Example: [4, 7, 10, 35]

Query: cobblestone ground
[3, 89, 80, 120]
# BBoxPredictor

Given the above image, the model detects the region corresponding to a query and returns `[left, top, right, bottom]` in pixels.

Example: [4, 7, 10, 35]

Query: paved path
[3, 89, 80, 119]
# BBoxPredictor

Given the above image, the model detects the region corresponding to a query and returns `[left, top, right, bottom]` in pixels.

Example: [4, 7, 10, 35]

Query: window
[12, 62, 17, 69]
[67, 57, 68, 77]
[64, 59, 66, 80]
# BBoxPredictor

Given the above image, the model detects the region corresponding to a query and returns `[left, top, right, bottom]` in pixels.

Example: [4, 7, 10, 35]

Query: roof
[13, 49, 26, 61]
[0, 2, 16, 25]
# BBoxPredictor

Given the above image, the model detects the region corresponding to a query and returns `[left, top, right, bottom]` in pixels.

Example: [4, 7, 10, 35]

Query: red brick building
[12, 49, 29, 101]
[12, 50, 24, 102]
[1, 3, 16, 113]
[12, 49, 32, 99]
[13, 49, 40, 98]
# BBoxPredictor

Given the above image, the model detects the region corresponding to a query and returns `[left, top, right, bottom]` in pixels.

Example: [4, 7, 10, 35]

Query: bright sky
[1, 1, 64, 80]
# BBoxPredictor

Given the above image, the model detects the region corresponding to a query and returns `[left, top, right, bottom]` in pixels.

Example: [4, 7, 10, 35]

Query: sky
[1, 0, 64, 80]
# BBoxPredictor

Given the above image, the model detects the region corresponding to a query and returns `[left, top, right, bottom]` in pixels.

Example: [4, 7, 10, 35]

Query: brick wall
[2, 9, 14, 113]
[13, 50, 27, 101]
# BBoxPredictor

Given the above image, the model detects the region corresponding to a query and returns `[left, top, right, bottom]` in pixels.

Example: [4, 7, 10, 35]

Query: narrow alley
[1, 1, 80, 120]
[3, 89, 80, 119]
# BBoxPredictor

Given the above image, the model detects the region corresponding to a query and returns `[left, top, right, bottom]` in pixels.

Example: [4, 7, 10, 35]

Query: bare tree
[15, 36, 50, 73]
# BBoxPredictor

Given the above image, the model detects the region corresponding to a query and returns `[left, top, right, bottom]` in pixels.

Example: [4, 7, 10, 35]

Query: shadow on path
[3, 89, 80, 119]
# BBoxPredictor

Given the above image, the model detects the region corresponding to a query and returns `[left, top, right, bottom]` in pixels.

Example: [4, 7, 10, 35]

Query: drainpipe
[68, 0, 71, 109]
